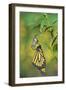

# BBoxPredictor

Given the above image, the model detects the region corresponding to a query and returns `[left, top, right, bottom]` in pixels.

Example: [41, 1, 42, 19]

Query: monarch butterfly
[32, 36, 46, 74]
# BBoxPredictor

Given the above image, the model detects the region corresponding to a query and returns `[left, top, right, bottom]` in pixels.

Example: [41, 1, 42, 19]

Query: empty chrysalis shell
[31, 36, 38, 49]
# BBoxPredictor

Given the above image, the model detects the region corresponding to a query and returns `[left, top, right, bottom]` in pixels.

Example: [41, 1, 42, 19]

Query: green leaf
[51, 34, 58, 46]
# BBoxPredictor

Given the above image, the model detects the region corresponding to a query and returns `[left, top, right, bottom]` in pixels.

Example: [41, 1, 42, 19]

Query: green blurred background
[20, 12, 58, 77]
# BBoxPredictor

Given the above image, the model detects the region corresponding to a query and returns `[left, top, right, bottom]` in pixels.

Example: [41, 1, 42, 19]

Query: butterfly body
[32, 44, 46, 73]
